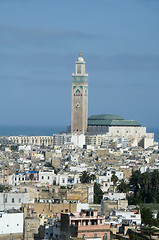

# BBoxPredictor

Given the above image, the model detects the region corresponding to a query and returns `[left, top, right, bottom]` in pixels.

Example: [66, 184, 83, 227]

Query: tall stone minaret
[71, 52, 88, 135]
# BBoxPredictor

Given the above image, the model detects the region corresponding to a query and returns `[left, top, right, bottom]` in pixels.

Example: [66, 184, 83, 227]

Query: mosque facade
[70, 53, 156, 149]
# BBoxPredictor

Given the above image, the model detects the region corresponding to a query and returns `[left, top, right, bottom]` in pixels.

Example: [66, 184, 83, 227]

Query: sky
[0, 0, 159, 128]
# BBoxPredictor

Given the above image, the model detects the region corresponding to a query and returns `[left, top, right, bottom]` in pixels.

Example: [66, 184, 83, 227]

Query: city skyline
[0, 0, 159, 127]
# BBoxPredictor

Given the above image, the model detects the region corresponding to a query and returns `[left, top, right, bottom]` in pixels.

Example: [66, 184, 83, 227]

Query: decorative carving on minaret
[71, 53, 88, 134]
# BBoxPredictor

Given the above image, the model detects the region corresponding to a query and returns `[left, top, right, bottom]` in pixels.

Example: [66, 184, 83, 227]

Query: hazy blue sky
[0, 0, 159, 128]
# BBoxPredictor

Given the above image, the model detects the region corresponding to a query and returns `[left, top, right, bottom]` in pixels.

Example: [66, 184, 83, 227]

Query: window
[19, 198, 21, 203]
[65, 209, 68, 213]
[42, 176, 44, 179]
[100, 219, 102, 224]
[48, 176, 49, 179]
[12, 198, 14, 203]
[5, 198, 7, 203]
[103, 233, 108, 240]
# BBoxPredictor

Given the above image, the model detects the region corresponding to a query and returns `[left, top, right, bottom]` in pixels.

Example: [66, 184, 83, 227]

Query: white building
[0, 212, 23, 235]
[103, 193, 126, 201]
[70, 163, 87, 173]
[111, 210, 141, 225]
[71, 134, 85, 148]
[58, 172, 80, 186]
[9, 172, 26, 186]
[39, 170, 57, 185]
[0, 192, 29, 211]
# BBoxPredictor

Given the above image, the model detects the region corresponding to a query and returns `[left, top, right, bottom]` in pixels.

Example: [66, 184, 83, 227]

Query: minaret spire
[71, 53, 88, 135]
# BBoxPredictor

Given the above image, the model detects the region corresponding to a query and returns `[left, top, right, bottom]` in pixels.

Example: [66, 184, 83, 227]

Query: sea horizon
[0, 125, 158, 143]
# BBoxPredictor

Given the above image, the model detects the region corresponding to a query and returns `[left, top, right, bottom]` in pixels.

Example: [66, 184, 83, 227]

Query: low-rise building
[60, 209, 110, 240]
[0, 212, 23, 238]
[0, 192, 29, 211]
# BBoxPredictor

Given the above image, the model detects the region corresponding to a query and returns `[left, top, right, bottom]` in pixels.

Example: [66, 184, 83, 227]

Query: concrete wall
[22, 203, 77, 217]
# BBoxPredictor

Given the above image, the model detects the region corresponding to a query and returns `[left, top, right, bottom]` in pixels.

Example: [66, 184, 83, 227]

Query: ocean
[147, 127, 159, 143]
[0, 126, 64, 137]
[0, 126, 158, 143]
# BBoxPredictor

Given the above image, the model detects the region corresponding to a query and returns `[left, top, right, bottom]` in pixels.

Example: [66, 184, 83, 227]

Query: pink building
[61, 209, 110, 240]
[26, 171, 38, 181]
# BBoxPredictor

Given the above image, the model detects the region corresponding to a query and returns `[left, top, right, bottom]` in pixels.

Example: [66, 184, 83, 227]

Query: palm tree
[117, 179, 129, 193]
[111, 173, 118, 193]
[80, 171, 91, 183]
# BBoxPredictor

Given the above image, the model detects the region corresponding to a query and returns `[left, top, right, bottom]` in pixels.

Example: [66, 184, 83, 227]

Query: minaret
[71, 52, 88, 134]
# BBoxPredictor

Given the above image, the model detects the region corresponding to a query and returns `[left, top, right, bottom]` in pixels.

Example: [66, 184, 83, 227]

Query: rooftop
[88, 114, 141, 127]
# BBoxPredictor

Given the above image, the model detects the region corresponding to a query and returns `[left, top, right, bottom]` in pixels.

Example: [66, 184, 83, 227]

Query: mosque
[71, 53, 156, 148]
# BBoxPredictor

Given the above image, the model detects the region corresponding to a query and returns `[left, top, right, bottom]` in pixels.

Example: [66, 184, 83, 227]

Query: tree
[111, 173, 118, 193]
[94, 182, 103, 204]
[128, 170, 159, 204]
[29, 173, 34, 181]
[141, 207, 154, 226]
[80, 171, 91, 183]
[117, 179, 129, 193]
[90, 174, 96, 182]
[129, 170, 142, 198]
[80, 171, 96, 184]
[0, 185, 6, 193]
[11, 145, 17, 151]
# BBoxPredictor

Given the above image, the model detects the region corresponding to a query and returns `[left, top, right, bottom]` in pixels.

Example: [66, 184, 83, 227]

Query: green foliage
[128, 231, 137, 240]
[128, 197, 144, 205]
[11, 145, 17, 151]
[117, 179, 130, 193]
[60, 186, 66, 189]
[29, 173, 34, 181]
[120, 170, 159, 204]
[0, 185, 6, 193]
[111, 173, 118, 185]
[94, 182, 104, 204]
[91, 174, 96, 181]
[132, 170, 159, 203]
[111, 173, 118, 192]
[80, 171, 96, 184]
[141, 207, 154, 226]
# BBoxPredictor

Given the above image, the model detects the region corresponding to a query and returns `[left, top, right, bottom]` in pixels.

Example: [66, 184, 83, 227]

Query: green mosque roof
[88, 114, 124, 120]
[88, 114, 141, 127]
